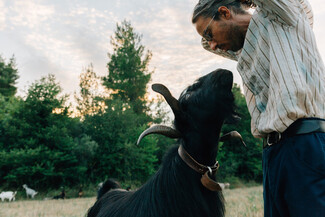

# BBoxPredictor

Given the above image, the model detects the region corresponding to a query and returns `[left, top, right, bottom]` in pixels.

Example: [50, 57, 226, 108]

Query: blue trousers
[263, 133, 325, 217]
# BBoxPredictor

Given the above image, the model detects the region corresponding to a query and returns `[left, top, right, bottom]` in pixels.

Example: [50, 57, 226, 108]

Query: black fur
[87, 69, 236, 217]
[97, 179, 122, 200]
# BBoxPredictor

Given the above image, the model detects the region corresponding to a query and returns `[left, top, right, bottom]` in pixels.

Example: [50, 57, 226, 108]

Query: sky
[1, 0, 325, 101]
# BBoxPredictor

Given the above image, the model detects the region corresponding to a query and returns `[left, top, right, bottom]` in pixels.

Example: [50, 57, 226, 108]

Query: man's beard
[229, 24, 245, 52]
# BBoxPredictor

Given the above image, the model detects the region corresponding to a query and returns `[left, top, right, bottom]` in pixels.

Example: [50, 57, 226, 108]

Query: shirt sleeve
[252, 0, 302, 26]
[300, 0, 314, 28]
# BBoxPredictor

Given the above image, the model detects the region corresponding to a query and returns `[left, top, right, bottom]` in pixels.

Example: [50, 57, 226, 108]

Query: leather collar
[178, 145, 219, 174]
[178, 145, 222, 191]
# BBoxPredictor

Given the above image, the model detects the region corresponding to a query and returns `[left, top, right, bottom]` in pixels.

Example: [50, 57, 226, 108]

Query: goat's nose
[208, 41, 218, 50]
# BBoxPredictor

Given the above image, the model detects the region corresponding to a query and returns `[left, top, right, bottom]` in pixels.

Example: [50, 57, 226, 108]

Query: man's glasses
[203, 14, 216, 42]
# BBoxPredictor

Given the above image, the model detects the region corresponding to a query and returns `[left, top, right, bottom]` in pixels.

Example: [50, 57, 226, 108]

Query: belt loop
[263, 132, 281, 149]
[267, 132, 281, 146]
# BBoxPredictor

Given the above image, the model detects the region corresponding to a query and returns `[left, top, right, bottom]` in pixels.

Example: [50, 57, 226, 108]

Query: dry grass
[224, 186, 263, 217]
[0, 186, 263, 217]
[0, 197, 96, 217]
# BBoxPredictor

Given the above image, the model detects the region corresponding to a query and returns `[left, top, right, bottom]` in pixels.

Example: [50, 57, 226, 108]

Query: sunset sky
[1, 0, 324, 100]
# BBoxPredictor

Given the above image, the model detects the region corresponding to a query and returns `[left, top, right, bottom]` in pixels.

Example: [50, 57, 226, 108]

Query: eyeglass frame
[202, 14, 216, 42]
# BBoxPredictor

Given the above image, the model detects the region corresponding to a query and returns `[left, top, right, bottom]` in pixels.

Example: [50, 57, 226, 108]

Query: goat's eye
[185, 93, 191, 100]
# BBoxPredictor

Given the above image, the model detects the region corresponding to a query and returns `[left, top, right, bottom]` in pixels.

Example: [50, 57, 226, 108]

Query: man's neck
[234, 13, 252, 32]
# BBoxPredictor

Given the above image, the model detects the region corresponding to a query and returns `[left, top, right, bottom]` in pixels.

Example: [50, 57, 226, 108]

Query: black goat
[87, 69, 244, 217]
[97, 179, 123, 200]
[52, 189, 65, 200]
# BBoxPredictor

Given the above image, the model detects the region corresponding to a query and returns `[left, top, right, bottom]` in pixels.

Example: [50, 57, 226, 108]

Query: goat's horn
[137, 125, 182, 145]
[152, 84, 180, 112]
[219, 131, 247, 147]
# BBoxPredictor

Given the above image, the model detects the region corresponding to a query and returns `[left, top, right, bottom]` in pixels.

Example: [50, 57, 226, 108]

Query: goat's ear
[152, 83, 180, 114]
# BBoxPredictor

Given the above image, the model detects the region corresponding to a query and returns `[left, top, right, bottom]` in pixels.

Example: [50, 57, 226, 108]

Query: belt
[263, 118, 325, 149]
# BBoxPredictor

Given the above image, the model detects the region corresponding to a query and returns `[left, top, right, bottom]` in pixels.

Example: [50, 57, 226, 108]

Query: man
[192, 0, 325, 216]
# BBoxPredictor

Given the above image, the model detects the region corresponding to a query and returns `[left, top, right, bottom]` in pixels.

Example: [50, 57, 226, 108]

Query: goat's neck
[182, 132, 220, 166]
[179, 118, 224, 166]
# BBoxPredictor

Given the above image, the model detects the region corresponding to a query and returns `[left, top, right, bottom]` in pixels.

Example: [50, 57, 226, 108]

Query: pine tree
[103, 20, 153, 114]
[75, 64, 104, 118]
[0, 56, 19, 97]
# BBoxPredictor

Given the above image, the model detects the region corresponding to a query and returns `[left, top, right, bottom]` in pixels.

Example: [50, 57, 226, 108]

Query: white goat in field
[0, 191, 17, 202]
[218, 182, 230, 190]
[22, 184, 38, 199]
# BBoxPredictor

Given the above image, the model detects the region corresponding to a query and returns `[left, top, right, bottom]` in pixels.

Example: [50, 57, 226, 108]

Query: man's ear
[218, 6, 231, 19]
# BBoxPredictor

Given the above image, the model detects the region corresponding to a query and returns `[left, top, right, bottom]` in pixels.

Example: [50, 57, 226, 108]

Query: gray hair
[192, 0, 253, 23]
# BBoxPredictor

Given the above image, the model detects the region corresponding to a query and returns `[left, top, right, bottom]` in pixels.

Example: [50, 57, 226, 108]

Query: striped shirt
[202, 0, 325, 138]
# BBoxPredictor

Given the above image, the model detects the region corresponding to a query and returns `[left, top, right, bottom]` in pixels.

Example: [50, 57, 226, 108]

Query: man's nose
[208, 41, 218, 50]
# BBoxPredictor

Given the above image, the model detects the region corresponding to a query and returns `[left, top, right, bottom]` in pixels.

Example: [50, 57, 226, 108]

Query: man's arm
[242, 0, 302, 26]
[300, 0, 314, 28]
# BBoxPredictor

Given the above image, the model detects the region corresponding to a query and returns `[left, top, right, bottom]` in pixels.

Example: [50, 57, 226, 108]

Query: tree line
[0, 20, 262, 190]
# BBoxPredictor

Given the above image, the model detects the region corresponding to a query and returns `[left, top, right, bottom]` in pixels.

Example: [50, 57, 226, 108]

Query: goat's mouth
[211, 69, 233, 91]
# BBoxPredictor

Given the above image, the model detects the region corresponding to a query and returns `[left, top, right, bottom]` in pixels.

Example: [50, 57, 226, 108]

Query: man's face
[195, 8, 247, 52]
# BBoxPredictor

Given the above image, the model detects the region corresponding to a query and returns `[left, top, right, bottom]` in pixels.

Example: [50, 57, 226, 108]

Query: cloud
[25, 33, 78, 68]
[22, 31, 109, 95]
[0, 0, 7, 30]
[8, 3, 119, 95]
[10, 0, 55, 29]
[67, 6, 118, 25]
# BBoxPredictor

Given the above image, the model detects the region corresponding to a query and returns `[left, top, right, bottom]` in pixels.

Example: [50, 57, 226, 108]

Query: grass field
[0, 186, 263, 217]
